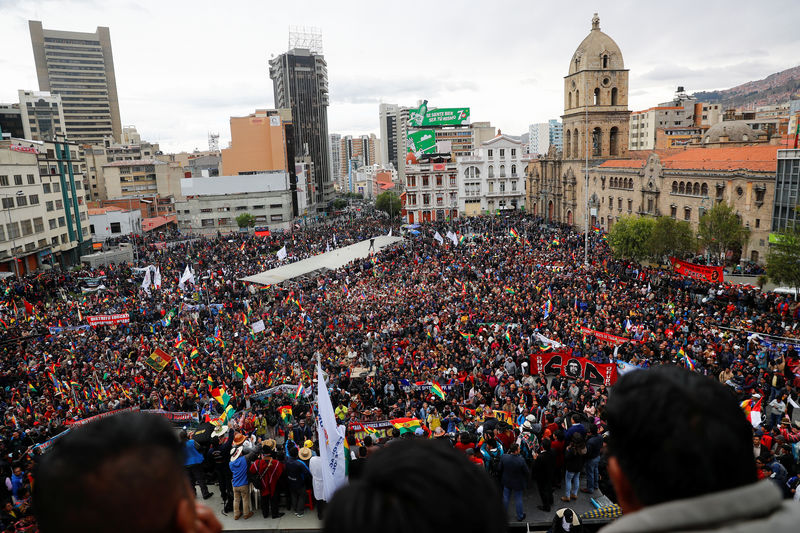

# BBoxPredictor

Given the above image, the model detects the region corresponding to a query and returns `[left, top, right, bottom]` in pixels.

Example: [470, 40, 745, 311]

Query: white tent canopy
[239, 235, 404, 286]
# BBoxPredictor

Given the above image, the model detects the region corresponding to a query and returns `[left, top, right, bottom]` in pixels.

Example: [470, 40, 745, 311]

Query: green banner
[408, 101, 470, 127]
[407, 129, 437, 155]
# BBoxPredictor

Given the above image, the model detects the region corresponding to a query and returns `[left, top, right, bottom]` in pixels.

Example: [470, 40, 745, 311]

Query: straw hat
[232, 432, 246, 447]
[298, 447, 312, 461]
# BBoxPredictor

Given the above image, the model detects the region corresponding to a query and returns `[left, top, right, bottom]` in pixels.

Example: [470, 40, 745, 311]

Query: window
[46, 201, 54, 212]
[499, 149, 505, 158]
[48, 219, 57, 230]
[511, 149, 516, 157]
[407, 176, 416, 187]
[235, 206, 247, 211]
[671, 206, 677, 218]
[436, 175, 442, 187]
[422, 176, 429, 187]
[755, 219, 760, 228]
[500, 182, 505, 192]
[20, 220, 33, 236]
[110, 222, 121, 234]
[511, 181, 517, 191]
[51, 237, 58, 246]
[200, 208, 212, 213]
[488, 182, 494, 193]
[672, 181, 678, 193]
[58, 217, 66, 227]
[611, 87, 618, 106]
[488, 149, 493, 157]
[27, 174, 35, 185]
[701, 183, 708, 197]
[14, 175, 22, 186]
[684, 208, 691, 221]
[488, 166, 494, 178]
[602, 54, 608, 68]
[55, 200, 63, 209]
[500, 165, 506, 177]
[511, 164, 517, 177]
[449, 176, 456, 186]
[6, 221, 23, 241]
[252, 205, 265, 210]
[0, 226, 4, 241]
[61, 234, 68, 244]
[618, 198, 622, 209]
[43, 183, 51, 193]
[218, 218, 229, 226]
[201, 219, 215, 227]
[627, 199, 632, 212]
[422, 194, 430, 205]
[270, 214, 283, 222]
[0, 175, 7, 186]
[593, 88, 600, 105]
[29, 195, 39, 205]
[53, 183, 60, 193]
[33, 218, 44, 233]
[1, 198, 12, 209]
[16, 196, 27, 207]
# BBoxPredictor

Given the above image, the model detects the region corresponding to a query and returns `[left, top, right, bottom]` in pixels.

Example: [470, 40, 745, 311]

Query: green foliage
[607, 216, 656, 262]
[333, 198, 348, 210]
[766, 227, 800, 292]
[698, 202, 749, 260]
[648, 216, 696, 262]
[375, 191, 401, 218]
[235, 213, 255, 229]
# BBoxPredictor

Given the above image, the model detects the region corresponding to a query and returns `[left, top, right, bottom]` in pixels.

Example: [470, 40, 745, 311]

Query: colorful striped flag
[296, 382, 306, 398]
[278, 405, 293, 424]
[430, 382, 445, 400]
[145, 348, 172, 372]
[211, 386, 231, 407]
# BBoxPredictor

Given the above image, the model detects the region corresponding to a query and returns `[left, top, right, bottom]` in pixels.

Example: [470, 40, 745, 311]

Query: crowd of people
[1, 209, 799, 530]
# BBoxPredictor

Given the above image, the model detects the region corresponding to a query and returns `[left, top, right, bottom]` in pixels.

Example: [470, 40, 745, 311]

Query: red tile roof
[599, 145, 779, 173]
[142, 215, 176, 232]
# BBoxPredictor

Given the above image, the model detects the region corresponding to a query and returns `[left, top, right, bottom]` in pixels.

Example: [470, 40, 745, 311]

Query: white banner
[251, 319, 265, 333]
[316, 360, 346, 501]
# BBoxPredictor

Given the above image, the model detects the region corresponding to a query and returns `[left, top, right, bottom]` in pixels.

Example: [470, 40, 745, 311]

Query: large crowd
[1, 210, 799, 529]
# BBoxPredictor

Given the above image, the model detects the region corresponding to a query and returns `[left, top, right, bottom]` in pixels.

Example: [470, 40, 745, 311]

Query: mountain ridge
[692, 65, 800, 110]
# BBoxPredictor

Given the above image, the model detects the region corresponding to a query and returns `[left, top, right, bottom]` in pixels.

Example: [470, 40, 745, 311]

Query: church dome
[568, 14, 625, 75]
[703, 121, 763, 144]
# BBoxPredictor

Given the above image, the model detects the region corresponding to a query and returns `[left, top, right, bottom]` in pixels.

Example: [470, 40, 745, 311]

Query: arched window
[488, 166, 494, 178]
[568, 92, 572, 109]
[511, 164, 517, 177]
[499, 165, 506, 177]
[693, 183, 700, 196]
[594, 88, 600, 106]
[565, 130, 571, 156]
[573, 129, 580, 158]
[701, 183, 708, 196]
[611, 87, 618, 106]
[576, 89, 580, 107]
[602, 55, 609, 68]
[592, 127, 602, 157]
[679, 182, 685, 194]
[464, 166, 480, 179]
[609, 126, 619, 156]
[672, 181, 678, 193]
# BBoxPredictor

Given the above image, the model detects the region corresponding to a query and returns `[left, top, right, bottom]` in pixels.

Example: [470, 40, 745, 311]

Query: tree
[648, 216, 696, 263]
[698, 202, 749, 262]
[607, 216, 655, 262]
[236, 213, 255, 229]
[333, 198, 347, 210]
[375, 191, 401, 218]
[766, 227, 800, 296]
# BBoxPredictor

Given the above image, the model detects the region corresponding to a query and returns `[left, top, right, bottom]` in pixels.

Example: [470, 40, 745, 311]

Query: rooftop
[598, 145, 780, 172]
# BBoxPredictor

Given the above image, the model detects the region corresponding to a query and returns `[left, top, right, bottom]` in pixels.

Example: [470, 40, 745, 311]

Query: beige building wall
[221, 110, 288, 175]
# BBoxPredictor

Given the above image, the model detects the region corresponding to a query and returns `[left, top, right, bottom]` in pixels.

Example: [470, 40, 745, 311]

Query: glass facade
[772, 149, 800, 231]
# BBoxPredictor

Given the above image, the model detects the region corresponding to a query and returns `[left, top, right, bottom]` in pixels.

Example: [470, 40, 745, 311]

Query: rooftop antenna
[288, 26, 323, 54]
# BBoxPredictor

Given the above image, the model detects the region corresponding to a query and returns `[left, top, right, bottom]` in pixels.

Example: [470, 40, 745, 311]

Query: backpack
[487, 450, 502, 479]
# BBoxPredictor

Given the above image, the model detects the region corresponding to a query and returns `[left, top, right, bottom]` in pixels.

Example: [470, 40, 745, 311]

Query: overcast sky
[1, 0, 798, 153]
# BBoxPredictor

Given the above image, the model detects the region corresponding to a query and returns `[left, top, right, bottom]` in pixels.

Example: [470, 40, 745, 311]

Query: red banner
[669, 257, 724, 283]
[580, 327, 635, 345]
[530, 351, 618, 386]
[86, 313, 130, 327]
[254, 229, 272, 237]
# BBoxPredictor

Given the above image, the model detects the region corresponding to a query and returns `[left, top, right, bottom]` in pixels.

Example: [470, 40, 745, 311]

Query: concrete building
[0, 138, 91, 274]
[471, 122, 497, 148]
[378, 103, 406, 177]
[629, 88, 697, 151]
[328, 133, 341, 190]
[269, 48, 333, 211]
[18, 90, 67, 142]
[589, 145, 778, 263]
[339, 134, 378, 192]
[221, 109, 292, 176]
[353, 164, 397, 200]
[101, 158, 182, 209]
[772, 148, 800, 232]
[88, 205, 141, 240]
[457, 134, 527, 216]
[175, 172, 293, 234]
[528, 123, 551, 156]
[549, 119, 563, 152]
[29, 21, 122, 145]
[402, 155, 459, 224]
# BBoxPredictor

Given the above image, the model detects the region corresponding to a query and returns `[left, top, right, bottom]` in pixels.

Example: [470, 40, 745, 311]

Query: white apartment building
[402, 157, 458, 224]
[1, 138, 91, 274]
[456, 135, 526, 216]
[528, 123, 550, 156]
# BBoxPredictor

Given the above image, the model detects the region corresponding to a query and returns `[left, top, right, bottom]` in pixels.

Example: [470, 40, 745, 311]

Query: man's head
[605, 367, 757, 513]
[34, 412, 210, 533]
[324, 439, 505, 533]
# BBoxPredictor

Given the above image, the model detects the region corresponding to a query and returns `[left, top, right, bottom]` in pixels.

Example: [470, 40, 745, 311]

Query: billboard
[407, 129, 437, 155]
[408, 100, 470, 127]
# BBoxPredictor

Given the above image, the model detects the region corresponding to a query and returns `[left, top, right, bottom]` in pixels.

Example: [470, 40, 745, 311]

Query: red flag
[23, 300, 34, 315]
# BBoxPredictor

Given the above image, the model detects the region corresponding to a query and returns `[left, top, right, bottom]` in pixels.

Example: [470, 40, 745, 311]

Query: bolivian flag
[234, 364, 245, 379]
[430, 382, 445, 400]
[190, 347, 200, 359]
[278, 405, 293, 424]
[145, 348, 172, 372]
[211, 386, 231, 407]
[391, 417, 422, 434]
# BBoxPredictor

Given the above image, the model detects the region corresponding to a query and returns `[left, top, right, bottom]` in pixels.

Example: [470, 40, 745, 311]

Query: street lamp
[2, 191, 25, 277]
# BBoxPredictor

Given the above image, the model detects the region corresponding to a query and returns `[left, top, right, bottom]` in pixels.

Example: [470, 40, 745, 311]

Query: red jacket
[249, 457, 284, 496]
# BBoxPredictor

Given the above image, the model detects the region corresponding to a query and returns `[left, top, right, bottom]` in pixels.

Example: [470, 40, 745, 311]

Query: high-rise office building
[329, 133, 342, 190]
[528, 123, 550, 155]
[379, 103, 403, 173]
[269, 46, 332, 212]
[339, 134, 378, 191]
[29, 21, 122, 145]
[548, 119, 563, 152]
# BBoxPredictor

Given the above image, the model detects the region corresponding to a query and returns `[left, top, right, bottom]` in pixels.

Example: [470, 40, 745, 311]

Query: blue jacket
[230, 456, 249, 487]
[184, 440, 204, 466]
[499, 453, 530, 491]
